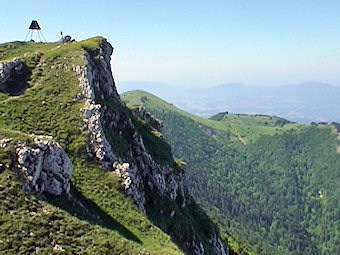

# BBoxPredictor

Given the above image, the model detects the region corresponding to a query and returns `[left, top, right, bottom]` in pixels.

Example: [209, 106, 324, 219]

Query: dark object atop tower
[25, 20, 46, 42]
[29, 20, 41, 30]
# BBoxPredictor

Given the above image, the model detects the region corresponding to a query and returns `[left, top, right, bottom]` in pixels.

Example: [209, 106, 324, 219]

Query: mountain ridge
[118, 81, 340, 124]
[0, 38, 228, 254]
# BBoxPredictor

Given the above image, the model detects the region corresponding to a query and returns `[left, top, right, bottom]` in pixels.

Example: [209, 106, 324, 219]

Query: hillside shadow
[0, 62, 30, 96]
[144, 189, 221, 255]
[47, 183, 142, 244]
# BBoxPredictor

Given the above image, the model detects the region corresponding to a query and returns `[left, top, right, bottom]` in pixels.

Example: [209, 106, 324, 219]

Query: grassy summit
[0, 38, 183, 254]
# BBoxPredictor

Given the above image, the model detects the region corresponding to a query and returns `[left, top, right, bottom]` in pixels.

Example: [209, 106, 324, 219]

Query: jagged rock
[75, 40, 120, 170]
[82, 102, 118, 167]
[0, 58, 24, 84]
[113, 161, 146, 210]
[74, 39, 227, 254]
[75, 39, 188, 210]
[15, 136, 72, 195]
[86, 41, 180, 207]
[132, 106, 163, 131]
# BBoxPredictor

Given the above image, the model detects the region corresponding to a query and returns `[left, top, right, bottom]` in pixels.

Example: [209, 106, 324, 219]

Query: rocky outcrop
[0, 58, 24, 83]
[185, 230, 227, 255]
[113, 162, 146, 208]
[75, 39, 186, 211]
[75, 39, 227, 254]
[82, 102, 118, 167]
[15, 136, 72, 195]
[132, 106, 163, 131]
[0, 58, 29, 95]
[74, 40, 119, 169]
[75, 41, 147, 209]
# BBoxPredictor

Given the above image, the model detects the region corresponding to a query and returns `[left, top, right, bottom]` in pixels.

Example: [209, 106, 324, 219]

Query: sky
[1, 0, 340, 87]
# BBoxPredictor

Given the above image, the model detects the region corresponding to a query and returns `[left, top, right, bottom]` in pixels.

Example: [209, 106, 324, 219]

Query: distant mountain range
[117, 81, 340, 124]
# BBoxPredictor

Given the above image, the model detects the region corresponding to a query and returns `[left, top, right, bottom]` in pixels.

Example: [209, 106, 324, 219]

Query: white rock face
[15, 137, 73, 195]
[113, 162, 146, 210]
[75, 43, 119, 169]
[72, 39, 229, 254]
[74, 39, 188, 210]
[82, 101, 118, 166]
[73, 39, 229, 254]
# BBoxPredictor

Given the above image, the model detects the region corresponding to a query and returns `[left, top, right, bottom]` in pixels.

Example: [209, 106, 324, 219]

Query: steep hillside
[122, 90, 340, 255]
[0, 38, 227, 254]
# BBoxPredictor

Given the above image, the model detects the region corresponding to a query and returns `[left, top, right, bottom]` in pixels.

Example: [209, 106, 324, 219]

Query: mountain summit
[0, 38, 228, 254]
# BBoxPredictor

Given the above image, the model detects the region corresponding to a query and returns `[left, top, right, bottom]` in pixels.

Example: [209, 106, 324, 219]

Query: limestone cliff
[75, 39, 187, 211]
[75, 39, 228, 255]
[0, 38, 228, 255]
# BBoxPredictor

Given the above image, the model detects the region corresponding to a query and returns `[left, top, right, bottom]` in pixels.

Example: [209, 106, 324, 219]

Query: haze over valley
[1, 1, 340, 255]
[118, 81, 340, 124]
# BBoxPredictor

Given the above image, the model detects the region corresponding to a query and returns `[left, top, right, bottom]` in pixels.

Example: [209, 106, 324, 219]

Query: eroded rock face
[76, 40, 187, 210]
[0, 58, 29, 95]
[75, 39, 227, 254]
[74, 39, 119, 170]
[15, 137, 72, 195]
[0, 58, 24, 83]
[113, 162, 146, 208]
[132, 106, 163, 131]
[82, 102, 118, 167]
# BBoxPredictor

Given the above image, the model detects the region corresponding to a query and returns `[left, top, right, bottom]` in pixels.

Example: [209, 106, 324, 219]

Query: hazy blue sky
[1, 0, 340, 87]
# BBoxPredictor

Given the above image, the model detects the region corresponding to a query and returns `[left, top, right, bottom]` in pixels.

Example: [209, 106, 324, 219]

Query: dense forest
[122, 90, 340, 255]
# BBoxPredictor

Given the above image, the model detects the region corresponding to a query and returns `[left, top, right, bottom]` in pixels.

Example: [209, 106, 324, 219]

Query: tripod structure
[24, 20, 47, 42]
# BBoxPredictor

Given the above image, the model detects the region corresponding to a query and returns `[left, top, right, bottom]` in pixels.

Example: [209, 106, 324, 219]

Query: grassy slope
[94, 78, 223, 255]
[122, 90, 340, 255]
[0, 39, 182, 254]
[121, 90, 303, 145]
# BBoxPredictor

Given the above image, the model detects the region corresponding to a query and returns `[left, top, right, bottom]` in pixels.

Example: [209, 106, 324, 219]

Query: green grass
[70, 163, 182, 255]
[222, 230, 258, 255]
[122, 90, 226, 130]
[0, 40, 88, 157]
[122, 90, 340, 255]
[0, 37, 103, 63]
[121, 90, 304, 144]
[0, 38, 185, 254]
[145, 190, 220, 255]
[0, 129, 33, 167]
[212, 113, 304, 144]
[0, 169, 156, 255]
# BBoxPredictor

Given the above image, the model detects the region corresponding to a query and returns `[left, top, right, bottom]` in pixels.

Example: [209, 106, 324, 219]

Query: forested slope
[122, 90, 340, 255]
